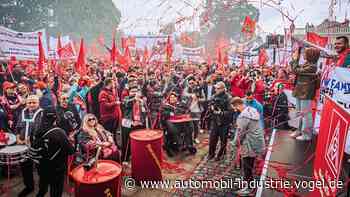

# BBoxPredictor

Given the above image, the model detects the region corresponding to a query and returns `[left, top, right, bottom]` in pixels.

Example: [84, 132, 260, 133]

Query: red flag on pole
[111, 30, 117, 65]
[258, 48, 269, 66]
[242, 16, 256, 34]
[216, 48, 222, 64]
[8, 56, 16, 73]
[223, 51, 229, 65]
[207, 54, 212, 66]
[121, 37, 127, 49]
[143, 46, 149, 65]
[135, 49, 141, 62]
[75, 38, 87, 76]
[306, 32, 328, 47]
[57, 34, 63, 59]
[166, 36, 173, 62]
[37, 32, 46, 75]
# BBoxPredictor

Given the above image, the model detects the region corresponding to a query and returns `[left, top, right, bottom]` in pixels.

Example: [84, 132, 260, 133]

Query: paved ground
[0, 131, 243, 197]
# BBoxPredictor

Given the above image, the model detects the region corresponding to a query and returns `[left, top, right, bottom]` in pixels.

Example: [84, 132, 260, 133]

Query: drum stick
[95, 146, 102, 169]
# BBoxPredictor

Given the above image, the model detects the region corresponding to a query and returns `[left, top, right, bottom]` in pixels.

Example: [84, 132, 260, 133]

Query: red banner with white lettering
[308, 97, 350, 197]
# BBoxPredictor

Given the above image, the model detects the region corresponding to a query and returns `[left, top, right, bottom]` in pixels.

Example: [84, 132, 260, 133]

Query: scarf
[132, 99, 141, 123]
[337, 48, 350, 67]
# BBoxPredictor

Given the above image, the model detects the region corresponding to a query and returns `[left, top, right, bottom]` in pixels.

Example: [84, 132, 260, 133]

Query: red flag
[242, 16, 256, 34]
[216, 48, 222, 64]
[143, 46, 150, 64]
[135, 49, 141, 62]
[306, 32, 328, 47]
[58, 43, 75, 59]
[258, 48, 268, 66]
[206, 54, 212, 66]
[8, 56, 16, 72]
[119, 47, 131, 71]
[128, 36, 136, 47]
[97, 34, 105, 46]
[57, 34, 63, 59]
[111, 30, 117, 64]
[37, 32, 46, 75]
[75, 38, 87, 76]
[121, 37, 127, 49]
[166, 36, 173, 62]
[223, 51, 229, 65]
[308, 97, 350, 197]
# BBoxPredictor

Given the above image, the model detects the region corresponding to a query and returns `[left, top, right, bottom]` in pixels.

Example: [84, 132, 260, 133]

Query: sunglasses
[88, 118, 96, 122]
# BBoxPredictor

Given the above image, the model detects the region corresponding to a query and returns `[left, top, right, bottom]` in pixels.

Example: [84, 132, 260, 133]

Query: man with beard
[56, 93, 81, 136]
[29, 108, 74, 197]
[15, 95, 44, 197]
[334, 36, 350, 68]
[207, 82, 234, 161]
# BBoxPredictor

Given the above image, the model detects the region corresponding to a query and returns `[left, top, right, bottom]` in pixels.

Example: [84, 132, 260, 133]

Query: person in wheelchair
[161, 92, 197, 157]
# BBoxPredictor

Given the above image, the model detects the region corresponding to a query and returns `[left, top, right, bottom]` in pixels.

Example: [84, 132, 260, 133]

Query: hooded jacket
[235, 106, 265, 158]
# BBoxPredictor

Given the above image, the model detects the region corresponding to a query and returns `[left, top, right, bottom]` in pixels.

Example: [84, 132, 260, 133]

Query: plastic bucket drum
[71, 160, 122, 197]
[130, 129, 163, 183]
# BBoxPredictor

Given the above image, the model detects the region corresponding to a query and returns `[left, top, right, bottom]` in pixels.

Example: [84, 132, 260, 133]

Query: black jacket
[207, 92, 233, 127]
[30, 127, 74, 173]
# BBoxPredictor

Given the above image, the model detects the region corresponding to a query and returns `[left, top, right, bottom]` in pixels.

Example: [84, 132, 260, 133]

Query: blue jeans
[296, 98, 313, 137]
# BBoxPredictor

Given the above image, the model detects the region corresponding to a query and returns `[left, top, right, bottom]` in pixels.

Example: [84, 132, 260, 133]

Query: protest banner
[0, 26, 48, 60]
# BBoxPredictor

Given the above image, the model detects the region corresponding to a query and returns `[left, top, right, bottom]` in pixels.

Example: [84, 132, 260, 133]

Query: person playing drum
[15, 95, 44, 197]
[161, 92, 197, 157]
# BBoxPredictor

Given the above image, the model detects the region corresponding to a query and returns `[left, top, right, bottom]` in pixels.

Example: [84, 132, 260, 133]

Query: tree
[200, 0, 259, 51]
[0, 0, 121, 44]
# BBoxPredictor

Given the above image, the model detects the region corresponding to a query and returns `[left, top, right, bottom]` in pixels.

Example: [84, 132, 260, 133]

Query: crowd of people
[0, 35, 349, 197]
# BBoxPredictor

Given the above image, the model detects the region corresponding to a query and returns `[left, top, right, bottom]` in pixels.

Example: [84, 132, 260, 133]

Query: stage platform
[257, 129, 349, 197]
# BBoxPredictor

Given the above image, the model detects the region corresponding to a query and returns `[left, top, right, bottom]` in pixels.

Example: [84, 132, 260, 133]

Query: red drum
[71, 160, 122, 197]
[130, 129, 163, 182]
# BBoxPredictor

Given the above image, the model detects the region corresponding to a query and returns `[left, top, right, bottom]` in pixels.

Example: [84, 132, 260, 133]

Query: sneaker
[290, 131, 301, 138]
[235, 186, 253, 196]
[194, 138, 200, 144]
[296, 134, 311, 141]
[18, 187, 34, 197]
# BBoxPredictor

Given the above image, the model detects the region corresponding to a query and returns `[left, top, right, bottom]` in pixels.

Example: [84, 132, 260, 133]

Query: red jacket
[98, 88, 118, 123]
[254, 80, 265, 104]
[230, 75, 245, 98]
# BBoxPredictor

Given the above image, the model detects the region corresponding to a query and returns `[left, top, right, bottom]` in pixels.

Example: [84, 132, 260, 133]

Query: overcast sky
[112, 0, 349, 35]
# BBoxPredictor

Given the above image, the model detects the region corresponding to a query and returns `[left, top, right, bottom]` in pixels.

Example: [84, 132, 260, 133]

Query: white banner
[48, 36, 76, 59]
[314, 67, 350, 151]
[178, 45, 205, 63]
[0, 26, 48, 60]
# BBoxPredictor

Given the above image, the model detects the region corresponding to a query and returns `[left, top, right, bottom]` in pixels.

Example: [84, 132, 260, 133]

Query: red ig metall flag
[308, 96, 350, 197]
